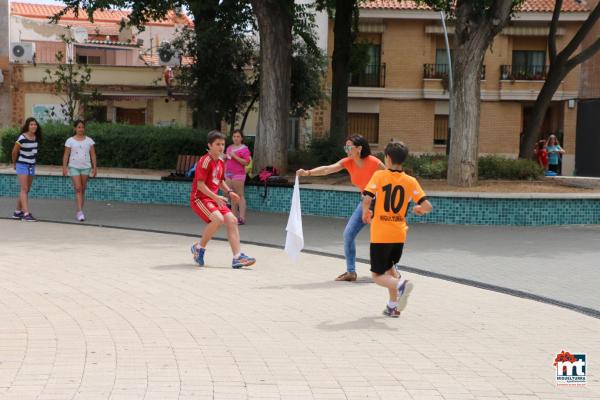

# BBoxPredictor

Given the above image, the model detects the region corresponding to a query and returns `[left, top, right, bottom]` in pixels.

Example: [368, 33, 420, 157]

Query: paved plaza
[0, 216, 599, 400]
[2, 198, 600, 314]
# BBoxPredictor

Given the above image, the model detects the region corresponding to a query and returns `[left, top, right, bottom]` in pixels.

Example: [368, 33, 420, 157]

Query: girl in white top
[62, 120, 97, 222]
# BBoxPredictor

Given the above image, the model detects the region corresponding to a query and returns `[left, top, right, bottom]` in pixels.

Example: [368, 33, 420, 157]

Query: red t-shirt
[535, 149, 548, 167]
[191, 154, 225, 201]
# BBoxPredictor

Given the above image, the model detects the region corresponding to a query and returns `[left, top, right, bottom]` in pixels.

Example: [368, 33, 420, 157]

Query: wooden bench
[162, 154, 201, 181]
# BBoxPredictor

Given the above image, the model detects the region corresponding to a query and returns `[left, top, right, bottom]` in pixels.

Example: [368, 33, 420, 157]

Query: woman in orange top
[297, 135, 384, 281]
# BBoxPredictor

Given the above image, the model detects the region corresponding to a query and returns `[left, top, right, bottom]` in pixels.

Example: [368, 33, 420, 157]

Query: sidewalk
[1, 197, 600, 315]
[1, 220, 599, 400]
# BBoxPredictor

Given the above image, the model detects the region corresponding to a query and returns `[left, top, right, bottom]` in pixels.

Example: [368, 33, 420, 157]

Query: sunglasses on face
[343, 145, 355, 152]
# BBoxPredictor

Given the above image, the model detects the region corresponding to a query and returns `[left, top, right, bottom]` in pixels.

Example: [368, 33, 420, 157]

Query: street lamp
[440, 11, 453, 156]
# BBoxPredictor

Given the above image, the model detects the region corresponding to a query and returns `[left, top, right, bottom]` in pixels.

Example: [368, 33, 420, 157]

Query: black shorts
[548, 164, 559, 173]
[370, 243, 404, 275]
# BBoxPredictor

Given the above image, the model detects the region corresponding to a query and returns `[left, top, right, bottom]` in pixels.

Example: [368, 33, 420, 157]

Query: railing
[349, 64, 386, 87]
[500, 65, 548, 81]
[424, 64, 486, 80]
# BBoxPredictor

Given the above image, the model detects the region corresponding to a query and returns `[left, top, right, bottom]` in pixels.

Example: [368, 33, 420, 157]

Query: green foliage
[287, 136, 346, 170]
[291, 41, 327, 118]
[42, 35, 100, 124]
[309, 136, 347, 165]
[372, 153, 542, 180]
[171, 2, 256, 130]
[478, 155, 543, 180]
[0, 123, 227, 169]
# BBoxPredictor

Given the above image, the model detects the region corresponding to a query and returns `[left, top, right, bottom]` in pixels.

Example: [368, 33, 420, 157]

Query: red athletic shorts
[191, 197, 231, 223]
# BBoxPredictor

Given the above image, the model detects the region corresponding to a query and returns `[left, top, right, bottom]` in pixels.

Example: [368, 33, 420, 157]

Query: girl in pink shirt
[225, 130, 252, 225]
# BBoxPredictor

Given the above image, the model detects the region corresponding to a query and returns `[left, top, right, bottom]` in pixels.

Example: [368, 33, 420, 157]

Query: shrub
[372, 153, 542, 180]
[1, 123, 255, 169]
[478, 155, 543, 180]
[308, 136, 346, 166]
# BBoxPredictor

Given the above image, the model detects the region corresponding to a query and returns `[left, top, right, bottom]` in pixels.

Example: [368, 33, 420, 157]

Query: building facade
[315, 0, 591, 175]
[5, 2, 194, 128]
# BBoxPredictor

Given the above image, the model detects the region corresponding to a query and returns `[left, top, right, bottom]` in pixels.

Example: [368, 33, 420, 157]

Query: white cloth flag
[284, 176, 304, 261]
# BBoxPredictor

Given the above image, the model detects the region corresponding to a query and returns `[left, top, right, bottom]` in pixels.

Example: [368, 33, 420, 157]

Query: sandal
[335, 272, 357, 282]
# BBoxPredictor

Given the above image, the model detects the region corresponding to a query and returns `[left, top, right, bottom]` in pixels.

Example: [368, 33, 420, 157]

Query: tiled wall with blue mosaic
[2, 174, 599, 225]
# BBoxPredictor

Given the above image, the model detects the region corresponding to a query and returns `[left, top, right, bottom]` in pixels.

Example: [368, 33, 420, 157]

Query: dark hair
[21, 117, 42, 143]
[384, 141, 409, 165]
[207, 130, 226, 144]
[232, 129, 244, 138]
[73, 119, 85, 128]
[537, 140, 546, 150]
[346, 134, 371, 159]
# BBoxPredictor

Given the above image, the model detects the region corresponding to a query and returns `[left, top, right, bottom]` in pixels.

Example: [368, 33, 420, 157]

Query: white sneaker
[397, 279, 414, 313]
[76, 211, 85, 222]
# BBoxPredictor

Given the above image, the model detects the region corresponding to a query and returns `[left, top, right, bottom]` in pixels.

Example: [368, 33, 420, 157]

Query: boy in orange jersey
[362, 141, 432, 317]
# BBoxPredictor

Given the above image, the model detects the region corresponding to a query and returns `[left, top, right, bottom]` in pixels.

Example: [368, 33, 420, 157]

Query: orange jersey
[341, 155, 381, 191]
[363, 170, 427, 243]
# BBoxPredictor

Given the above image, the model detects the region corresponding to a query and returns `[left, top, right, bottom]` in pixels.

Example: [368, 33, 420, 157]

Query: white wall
[10, 15, 70, 43]
[295, 0, 328, 53]
[0, 0, 11, 128]
[135, 25, 182, 52]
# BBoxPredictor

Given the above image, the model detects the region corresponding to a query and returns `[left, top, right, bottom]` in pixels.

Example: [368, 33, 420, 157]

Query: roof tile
[360, 0, 590, 13]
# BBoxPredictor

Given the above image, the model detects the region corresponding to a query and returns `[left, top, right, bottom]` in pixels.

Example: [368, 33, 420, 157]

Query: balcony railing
[424, 64, 486, 80]
[349, 64, 386, 87]
[501, 65, 548, 81]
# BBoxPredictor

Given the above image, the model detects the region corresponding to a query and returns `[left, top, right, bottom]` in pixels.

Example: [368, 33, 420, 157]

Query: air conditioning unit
[158, 42, 180, 66]
[11, 42, 36, 64]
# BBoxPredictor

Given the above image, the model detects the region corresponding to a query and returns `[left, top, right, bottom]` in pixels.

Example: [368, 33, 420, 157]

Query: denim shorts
[225, 172, 247, 182]
[69, 167, 91, 176]
[15, 163, 36, 176]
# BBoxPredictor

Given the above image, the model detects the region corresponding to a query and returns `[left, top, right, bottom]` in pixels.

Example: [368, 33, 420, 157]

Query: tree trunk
[251, 0, 293, 173]
[448, 44, 486, 186]
[518, 68, 565, 158]
[329, 0, 355, 146]
[447, 0, 514, 187]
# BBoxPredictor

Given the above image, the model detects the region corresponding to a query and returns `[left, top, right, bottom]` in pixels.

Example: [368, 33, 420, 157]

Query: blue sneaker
[190, 244, 205, 266]
[382, 305, 400, 318]
[396, 279, 414, 313]
[12, 211, 24, 220]
[22, 213, 37, 222]
[232, 253, 256, 269]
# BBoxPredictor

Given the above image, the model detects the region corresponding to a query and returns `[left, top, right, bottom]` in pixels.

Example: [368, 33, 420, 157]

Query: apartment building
[315, 0, 591, 175]
[5, 2, 193, 127]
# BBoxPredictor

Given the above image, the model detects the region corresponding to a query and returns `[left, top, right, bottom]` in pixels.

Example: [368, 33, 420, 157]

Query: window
[77, 55, 101, 65]
[116, 108, 146, 125]
[347, 113, 379, 144]
[435, 49, 453, 76]
[513, 50, 545, 68]
[512, 50, 545, 78]
[433, 115, 449, 146]
[87, 106, 107, 123]
[350, 41, 383, 87]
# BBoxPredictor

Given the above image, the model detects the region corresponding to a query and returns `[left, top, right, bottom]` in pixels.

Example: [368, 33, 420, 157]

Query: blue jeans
[343, 201, 367, 273]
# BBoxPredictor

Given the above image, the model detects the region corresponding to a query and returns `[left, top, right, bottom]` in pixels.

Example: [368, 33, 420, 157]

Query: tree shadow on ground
[316, 316, 398, 331]
[259, 277, 373, 291]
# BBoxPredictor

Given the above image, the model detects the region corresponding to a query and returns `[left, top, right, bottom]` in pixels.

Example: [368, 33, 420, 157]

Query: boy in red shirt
[190, 130, 256, 268]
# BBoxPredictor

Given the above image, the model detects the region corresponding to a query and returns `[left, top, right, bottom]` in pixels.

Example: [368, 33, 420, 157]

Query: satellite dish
[71, 27, 89, 44]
